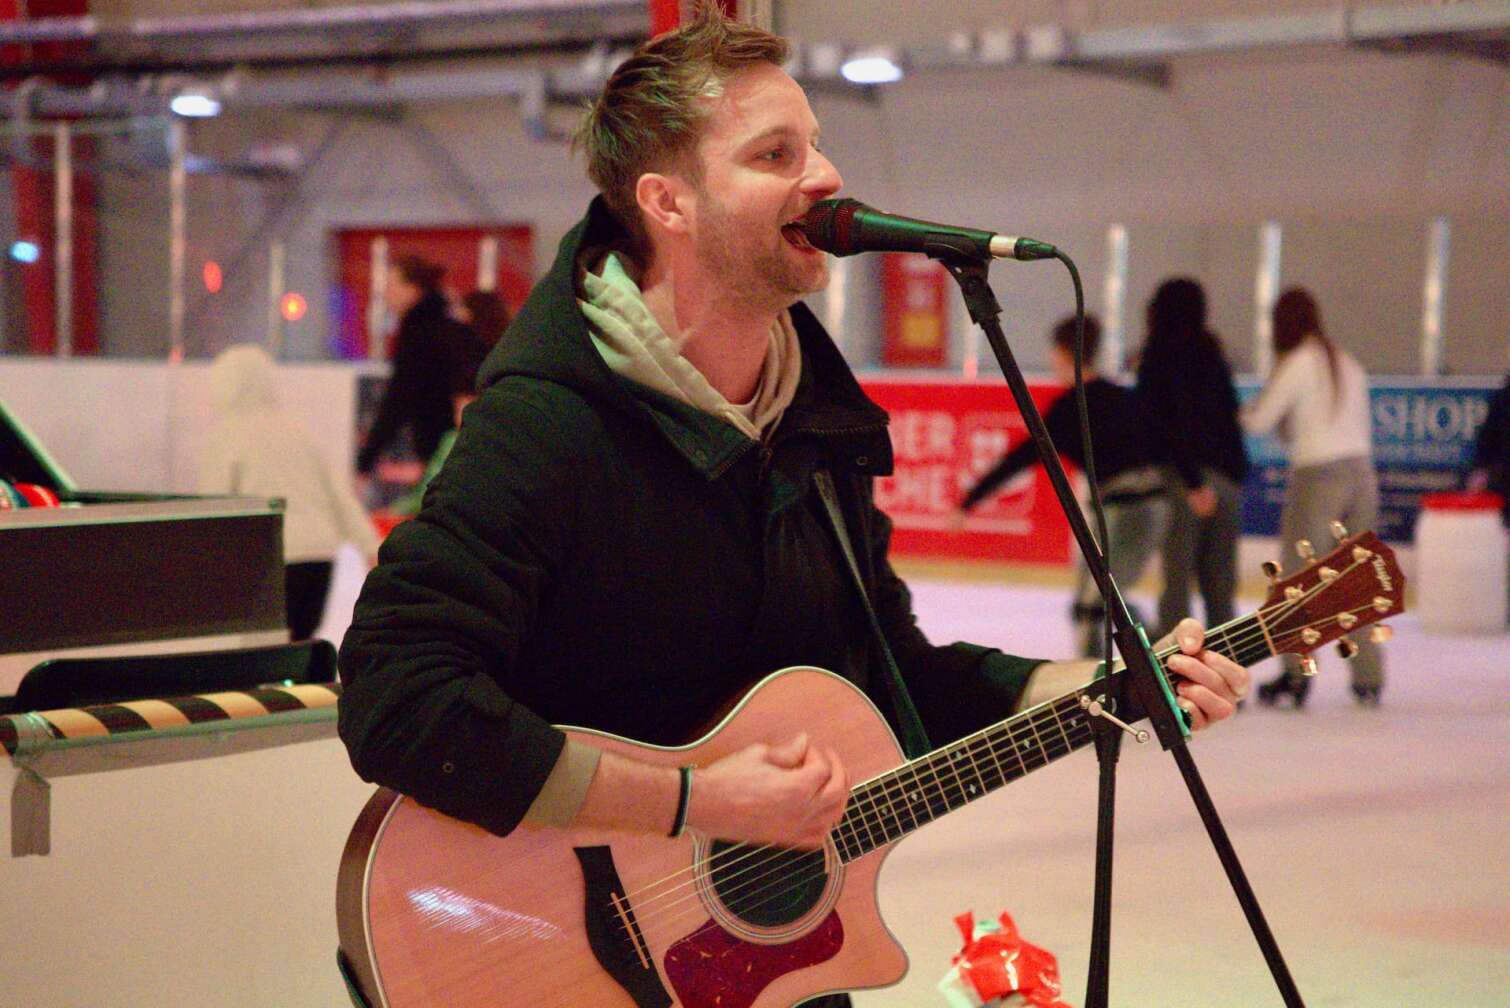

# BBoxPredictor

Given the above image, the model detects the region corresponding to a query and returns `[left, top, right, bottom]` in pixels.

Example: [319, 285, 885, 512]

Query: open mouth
[781, 217, 815, 250]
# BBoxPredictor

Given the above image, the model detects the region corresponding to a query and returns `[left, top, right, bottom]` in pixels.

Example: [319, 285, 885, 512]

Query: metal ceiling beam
[0, 0, 644, 45]
[0, 0, 646, 80]
[3, 1, 1506, 122]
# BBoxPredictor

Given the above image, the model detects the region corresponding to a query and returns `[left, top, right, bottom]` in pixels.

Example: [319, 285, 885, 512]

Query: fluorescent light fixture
[170, 93, 222, 117]
[9, 240, 41, 263]
[841, 54, 904, 84]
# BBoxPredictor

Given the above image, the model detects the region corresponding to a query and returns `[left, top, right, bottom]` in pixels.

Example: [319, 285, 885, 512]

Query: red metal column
[4, 0, 98, 355]
[650, 0, 738, 36]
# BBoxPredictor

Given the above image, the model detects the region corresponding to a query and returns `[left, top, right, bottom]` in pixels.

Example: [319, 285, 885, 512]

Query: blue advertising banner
[1238, 377, 1499, 543]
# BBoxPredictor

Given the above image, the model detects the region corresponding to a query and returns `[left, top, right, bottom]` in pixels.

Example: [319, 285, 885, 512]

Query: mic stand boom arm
[935, 252, 1307, 1008]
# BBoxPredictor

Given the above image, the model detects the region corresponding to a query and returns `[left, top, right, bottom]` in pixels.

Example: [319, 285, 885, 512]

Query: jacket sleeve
[1241, 348, 1304, 436]
[961, 392, 1085, 513]
[855, 474, 1047, 745]
[337, 382, 578, 836]
[959, 440, 1037, 512]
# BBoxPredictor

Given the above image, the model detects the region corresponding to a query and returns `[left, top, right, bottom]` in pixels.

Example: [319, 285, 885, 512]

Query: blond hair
[575, 5, 787, 251]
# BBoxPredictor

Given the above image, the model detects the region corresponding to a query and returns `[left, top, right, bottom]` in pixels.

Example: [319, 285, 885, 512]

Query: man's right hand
[687, 733, 849, 850]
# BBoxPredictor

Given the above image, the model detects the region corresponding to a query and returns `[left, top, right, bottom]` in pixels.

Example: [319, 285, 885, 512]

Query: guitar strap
[813, 469, 931, 760]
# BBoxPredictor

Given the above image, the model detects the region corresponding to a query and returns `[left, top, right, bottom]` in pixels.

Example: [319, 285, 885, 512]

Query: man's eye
[760, 147, 789, 162]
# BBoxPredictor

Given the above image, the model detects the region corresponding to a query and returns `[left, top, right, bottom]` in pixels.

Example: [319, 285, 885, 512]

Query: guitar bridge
[574, 846, 673, 1008]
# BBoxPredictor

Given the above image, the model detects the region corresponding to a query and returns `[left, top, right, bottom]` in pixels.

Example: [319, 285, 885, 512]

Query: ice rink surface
[847, 574, 1509, 1008]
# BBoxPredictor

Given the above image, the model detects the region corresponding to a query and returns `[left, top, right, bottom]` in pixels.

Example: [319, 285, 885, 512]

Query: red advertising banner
[860, 377, 1073, 565]
[880, 254, 950, 368]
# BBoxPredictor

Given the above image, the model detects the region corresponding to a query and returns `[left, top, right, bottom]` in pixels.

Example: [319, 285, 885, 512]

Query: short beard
[692, 185, 825, 316]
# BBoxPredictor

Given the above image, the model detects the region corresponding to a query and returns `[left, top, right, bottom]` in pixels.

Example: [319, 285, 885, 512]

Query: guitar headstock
[1259, 529, 1405, 660]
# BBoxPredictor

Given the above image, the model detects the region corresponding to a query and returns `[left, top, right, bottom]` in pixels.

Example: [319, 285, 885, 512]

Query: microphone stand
[935, 252, 1307, 1008]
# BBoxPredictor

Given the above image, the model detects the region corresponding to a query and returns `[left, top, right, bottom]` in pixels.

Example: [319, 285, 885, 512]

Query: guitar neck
[829, 610, 1272, 863]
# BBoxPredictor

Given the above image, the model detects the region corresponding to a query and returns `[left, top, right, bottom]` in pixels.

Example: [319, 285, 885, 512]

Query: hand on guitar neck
[1020, 617, 1250, 730]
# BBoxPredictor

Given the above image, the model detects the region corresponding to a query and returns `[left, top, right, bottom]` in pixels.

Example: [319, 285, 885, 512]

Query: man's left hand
[1156, 617, 1249, 730]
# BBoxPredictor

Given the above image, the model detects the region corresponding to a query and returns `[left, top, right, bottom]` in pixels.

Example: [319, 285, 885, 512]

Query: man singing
[338, 8, 1247, 1006]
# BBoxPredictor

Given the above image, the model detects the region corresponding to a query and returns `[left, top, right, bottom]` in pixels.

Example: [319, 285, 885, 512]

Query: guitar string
[666, 715, 1109, 953]
[614, 587, 1277, 910]
[613, 680, 1098, 911]
[604, 588, 1358, 934]
[670, 597, 1395, 932]
[612, 691, 1094, 929]
[601, 591, 1384, 942]
[605, 601, 1304, 947]
[616, 712, 1102, 945]
[610, 604, 1302, 940]
[625, 548, 1388, 914]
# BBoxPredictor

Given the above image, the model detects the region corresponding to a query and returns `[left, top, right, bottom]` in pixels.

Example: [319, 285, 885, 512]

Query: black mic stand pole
[1086, 689, 1122, 1008]
[936, 252, 1307, 1008]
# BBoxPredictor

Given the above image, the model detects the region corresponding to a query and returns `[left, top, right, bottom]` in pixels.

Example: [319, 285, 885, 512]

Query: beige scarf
[579, 253, 801, 441]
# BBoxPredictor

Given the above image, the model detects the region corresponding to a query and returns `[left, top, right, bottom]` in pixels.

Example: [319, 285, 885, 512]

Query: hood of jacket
[476, 197, 893, 478]
[209, 343, 281, 415]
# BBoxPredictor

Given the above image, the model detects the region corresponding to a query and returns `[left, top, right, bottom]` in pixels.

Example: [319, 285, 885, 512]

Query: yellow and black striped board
[1, 682, 341, 756]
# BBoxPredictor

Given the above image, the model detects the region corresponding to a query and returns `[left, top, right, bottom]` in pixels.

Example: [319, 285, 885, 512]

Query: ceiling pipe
[3, 1, 1506, 121]
[0, 0, 644, 45]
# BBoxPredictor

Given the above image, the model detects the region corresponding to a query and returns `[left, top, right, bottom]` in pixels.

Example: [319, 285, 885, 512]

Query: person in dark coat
[1467, 372, 1509, 521]
[954, 316, 1168, 657]
[1136, 278, 1249, 636]
[336, 11, 1248, 1007]
[355, 254, 471, 475]
[1468, 371, 1510, 623]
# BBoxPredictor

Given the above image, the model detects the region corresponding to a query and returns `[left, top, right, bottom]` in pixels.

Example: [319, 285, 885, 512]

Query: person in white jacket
[200, 344, 380, 641]
[1242, 287, 1384, 706]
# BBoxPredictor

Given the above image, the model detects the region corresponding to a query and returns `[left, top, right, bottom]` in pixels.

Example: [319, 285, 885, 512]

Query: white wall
[0, 359, 366, 493]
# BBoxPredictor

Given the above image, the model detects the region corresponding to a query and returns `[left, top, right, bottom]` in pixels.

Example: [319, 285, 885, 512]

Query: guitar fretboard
[829, 611, 1271, 863]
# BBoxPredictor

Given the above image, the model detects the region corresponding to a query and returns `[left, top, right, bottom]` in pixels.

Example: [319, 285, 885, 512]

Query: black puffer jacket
[337, 199, 1043, 837]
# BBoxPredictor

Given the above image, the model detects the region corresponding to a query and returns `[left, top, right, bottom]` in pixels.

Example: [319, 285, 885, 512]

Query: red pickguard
[663, 912, 845, 1008]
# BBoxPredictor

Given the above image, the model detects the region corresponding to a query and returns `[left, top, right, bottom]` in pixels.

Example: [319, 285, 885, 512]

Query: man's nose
[804, 149, 843, 201]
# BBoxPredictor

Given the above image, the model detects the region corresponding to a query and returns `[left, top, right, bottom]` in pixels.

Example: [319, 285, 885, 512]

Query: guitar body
[338, 667, 911, 1008]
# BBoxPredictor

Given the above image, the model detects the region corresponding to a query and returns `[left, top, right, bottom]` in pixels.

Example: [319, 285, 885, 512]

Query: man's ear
[636, 172, 693, 237]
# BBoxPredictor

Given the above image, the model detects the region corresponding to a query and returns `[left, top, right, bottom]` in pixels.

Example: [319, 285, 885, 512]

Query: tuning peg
[1369, 624, 1393, 644]
[1295, 539, 1316, 562]
[1336, 638, 1360, 660]
[1261, 560, 1281, 582]
[1329, 520, 1349, 543]
[1297, 656, 1319, 678]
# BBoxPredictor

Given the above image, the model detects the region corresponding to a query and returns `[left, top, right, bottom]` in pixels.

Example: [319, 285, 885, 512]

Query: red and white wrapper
[937, 910, 1072, 1008]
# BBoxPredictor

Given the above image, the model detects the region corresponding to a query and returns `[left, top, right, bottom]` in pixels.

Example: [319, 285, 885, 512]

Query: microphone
[802, 198, 1056, 262]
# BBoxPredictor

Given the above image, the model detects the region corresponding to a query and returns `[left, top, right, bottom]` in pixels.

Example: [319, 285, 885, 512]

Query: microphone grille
[803, 198, 864, 256]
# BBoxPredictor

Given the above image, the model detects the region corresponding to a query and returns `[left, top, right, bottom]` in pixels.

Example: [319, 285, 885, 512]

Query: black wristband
[669, 765, 694, 838]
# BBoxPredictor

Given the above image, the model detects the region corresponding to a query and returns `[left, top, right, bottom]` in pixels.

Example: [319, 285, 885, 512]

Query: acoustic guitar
[337, 530, 1403, 1008]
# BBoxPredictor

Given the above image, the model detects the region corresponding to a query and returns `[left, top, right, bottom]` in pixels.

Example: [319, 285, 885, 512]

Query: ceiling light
[170, 93, 222, 118]
[841, 52, 904, 85]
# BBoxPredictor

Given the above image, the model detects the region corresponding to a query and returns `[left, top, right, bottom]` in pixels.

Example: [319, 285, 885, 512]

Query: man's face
[683, 63, 843, 313]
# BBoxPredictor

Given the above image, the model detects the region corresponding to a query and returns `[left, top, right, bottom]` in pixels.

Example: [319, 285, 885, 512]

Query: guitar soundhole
[707, 841, 828, 929]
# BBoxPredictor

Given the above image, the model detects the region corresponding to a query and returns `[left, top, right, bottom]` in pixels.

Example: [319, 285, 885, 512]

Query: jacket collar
[477, 197, 893, 478]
